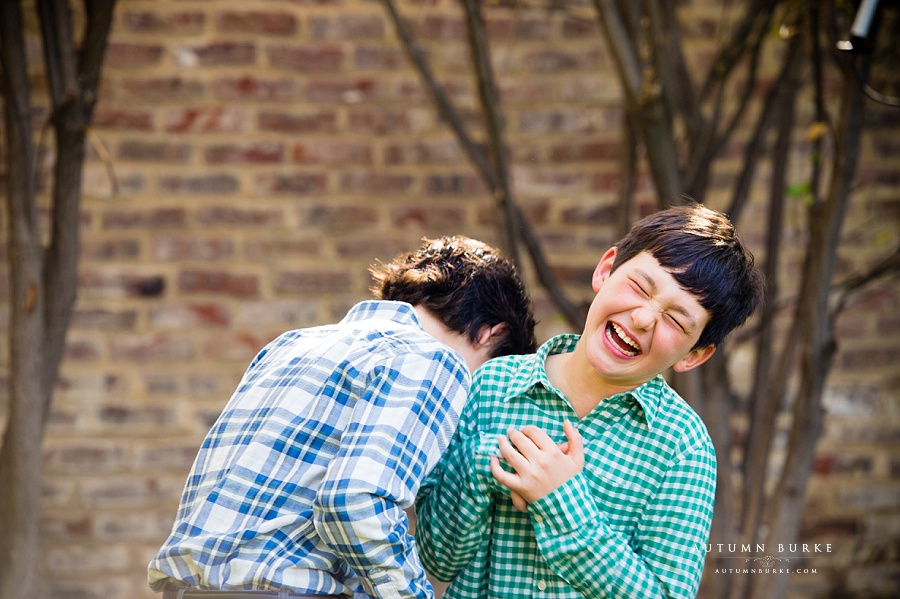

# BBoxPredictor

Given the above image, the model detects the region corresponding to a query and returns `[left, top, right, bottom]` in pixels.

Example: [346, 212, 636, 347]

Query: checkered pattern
[415, 334, 716, 599]
[149, 301, 471, 599]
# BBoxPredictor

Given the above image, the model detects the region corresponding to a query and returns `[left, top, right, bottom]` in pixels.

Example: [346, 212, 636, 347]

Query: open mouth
[606, 322, 642, 357]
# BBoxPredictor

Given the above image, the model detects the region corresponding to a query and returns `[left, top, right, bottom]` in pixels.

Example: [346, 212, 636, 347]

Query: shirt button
[537, 580, 547, 591]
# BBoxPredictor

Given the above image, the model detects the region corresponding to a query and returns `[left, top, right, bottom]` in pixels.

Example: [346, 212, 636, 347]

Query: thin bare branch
[735, 42, 799, 589]
[36, 0, 79, 106]
[380, 0, 585, 327]
[594, 0, 684, 204]
[460, 0, 520, 264]
[753, 42, 867, 599]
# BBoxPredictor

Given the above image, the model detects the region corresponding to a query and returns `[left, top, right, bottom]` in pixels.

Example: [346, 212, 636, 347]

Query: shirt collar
[341, 300, 422, 329]
[503, 333, 663, 429]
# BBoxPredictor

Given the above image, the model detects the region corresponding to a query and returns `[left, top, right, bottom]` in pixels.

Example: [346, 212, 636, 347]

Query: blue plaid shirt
[148, 301, 471, 598]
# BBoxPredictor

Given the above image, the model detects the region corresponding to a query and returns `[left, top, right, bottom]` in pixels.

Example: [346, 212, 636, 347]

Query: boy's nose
[631, 305, 658, 331]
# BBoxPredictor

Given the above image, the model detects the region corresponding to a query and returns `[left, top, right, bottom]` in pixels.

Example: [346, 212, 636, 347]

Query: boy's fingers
[563, 420, 585, 465]
[497, 434, 529, 471]
[510, 490, 529, 512]
[506, 428, 540, 458]
[517, 425, 556, 451]
[490, 456, 518, 488]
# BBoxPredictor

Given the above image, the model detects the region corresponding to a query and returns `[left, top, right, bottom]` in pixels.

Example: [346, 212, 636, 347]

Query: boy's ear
[672, 345, 716, 372]
[592, 247, 618, 292]
[477, 322, 507, 349]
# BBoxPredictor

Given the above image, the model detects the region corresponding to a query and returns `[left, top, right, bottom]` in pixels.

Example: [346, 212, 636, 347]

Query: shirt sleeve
[529, 441, 716, 599]
[312, 349, 469, 599]
[413, 391, 495, 583]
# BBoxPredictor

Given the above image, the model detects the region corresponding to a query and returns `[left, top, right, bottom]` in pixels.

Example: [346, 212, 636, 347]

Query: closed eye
[666, 313, 687, 333]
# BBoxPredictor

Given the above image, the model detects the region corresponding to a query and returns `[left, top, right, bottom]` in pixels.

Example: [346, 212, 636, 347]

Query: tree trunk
[0, 2, 115, 598]
[0, 2, 47, 595]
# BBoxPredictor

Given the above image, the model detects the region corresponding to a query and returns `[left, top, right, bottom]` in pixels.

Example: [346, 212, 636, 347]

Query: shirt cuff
[474, 432, 506, 494]
[528, 473, 605, 536]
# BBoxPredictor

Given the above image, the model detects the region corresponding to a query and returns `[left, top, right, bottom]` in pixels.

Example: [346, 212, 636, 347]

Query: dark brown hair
[370, 236, 536, 357]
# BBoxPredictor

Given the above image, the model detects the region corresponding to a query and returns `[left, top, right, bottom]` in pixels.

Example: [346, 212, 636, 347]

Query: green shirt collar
[502, 333, 663, 429]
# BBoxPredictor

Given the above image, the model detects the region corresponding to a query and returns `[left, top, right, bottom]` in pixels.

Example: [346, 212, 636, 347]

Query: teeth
[609, 323, 640, 355]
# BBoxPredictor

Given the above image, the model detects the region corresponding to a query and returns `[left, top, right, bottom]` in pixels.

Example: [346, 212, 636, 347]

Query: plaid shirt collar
[340, 299, 423, 328]
[494, 333, 662, 430]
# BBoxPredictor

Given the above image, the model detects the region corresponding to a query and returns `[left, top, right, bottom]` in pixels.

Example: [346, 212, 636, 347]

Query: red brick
[591, 170, 627, 192]
[214, 76, 297, 102]
[307, 205, 379, 228]
[340, 172, 415, 194]
[98, 405, 175, 426]
[347, 108, 423, 135]
[79, 271, 166, 299]
[72, 309, 138, 331]
[254, 173, 328, 196]
[392, 206, 465, 228]
[424, 174, 489, 196]
[81, 239, 142, 260]
[92, 107, 155, 131]
[236, 300, 322, 328]
[44, 444, 128, 474]
[292, 141, 372, 165]
[42, 514, 93, 539]
[104, 43, 164, 68]
[159, 174, 240, 195]
[812, 452, 874, 476]
[268, 44, 346, 72]
[561, 16, 601, 38]
[216, 11, 299, 36]
[101, 208, 187, 229]
[245, 239, 322, 261]
[840, 346, 900, 370]
[308, 14, 385, 39]
[516, 169, 587, 194]
[196, 206, 286, 227]
[135, 445, 202, 471]
[384, 142, 463, 165]
[118, 140, 193, 163]
[148, 303, 231, 328]
[485, 16, 554, 40]
[108, 334, 196, 362]
[258, 110, 338, 134]
[178, 270, 260, 298]
[550, 141, 621, 163]
[164, 106, 249, 133]
[335, 237, 411, 259]
[354, 46, 406, 70]
[152, 236, 234, 261]
[202, 332, 278, 363]
[121, 10, 206, 35]
[304, 78, 383, 103]
[411, 16, 466, 40]
[179, 42, 256, 67]
[276, 271, 354, 294]
[119, 77, 205, 102]
[560, 203, 618, 224]
[204, 142, 285, 165]
[65, 339, 102, 361]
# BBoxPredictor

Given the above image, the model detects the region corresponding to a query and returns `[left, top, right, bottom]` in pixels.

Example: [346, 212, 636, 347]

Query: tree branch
[460, 0, 520, 264]
[380, 0, 585, 327]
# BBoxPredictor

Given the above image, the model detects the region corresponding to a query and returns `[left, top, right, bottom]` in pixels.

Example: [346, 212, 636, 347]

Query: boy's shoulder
[644, 376, 713, 451]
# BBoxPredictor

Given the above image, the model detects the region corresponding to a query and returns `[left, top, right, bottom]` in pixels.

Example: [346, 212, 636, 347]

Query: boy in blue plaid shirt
[149, 236, 535, 599]
[415, 205, 765, 599]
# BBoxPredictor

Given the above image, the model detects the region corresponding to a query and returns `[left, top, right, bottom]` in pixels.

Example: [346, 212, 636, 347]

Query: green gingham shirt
[415, 334, 716, 599]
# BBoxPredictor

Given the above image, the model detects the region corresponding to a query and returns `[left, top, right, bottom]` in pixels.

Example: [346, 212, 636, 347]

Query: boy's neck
[545, 349, 641, 419]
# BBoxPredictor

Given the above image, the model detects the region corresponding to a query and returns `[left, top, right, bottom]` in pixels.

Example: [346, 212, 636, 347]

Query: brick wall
[0, 1, 898, 598]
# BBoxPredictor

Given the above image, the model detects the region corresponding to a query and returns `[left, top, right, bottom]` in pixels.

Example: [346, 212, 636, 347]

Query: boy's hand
[490, 420, 584, 509]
